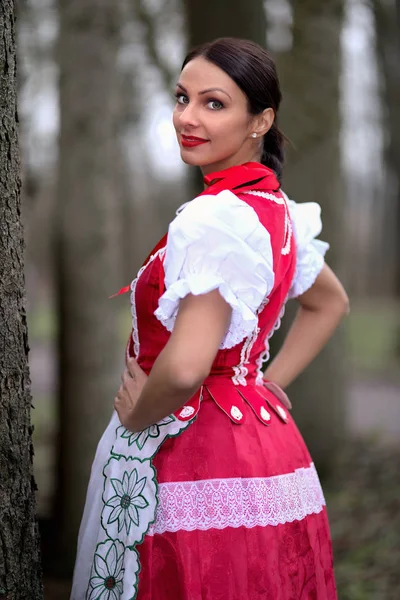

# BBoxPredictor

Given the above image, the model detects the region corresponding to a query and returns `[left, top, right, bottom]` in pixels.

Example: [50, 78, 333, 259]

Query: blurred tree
[184, 0, 266, 47]
[373, 0, 400, 300]
[273, 0, 347, 473]
[134, 0, 177, 89]
[55, 0, 123, 570]
[0, 0, 43, 597]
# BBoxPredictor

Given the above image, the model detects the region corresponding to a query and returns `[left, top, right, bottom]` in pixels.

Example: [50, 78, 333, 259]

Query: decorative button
[276, 406, 287, 421]
[230, 406, 243, 420]
[261, 407, 271, 422]
[179, 406, 195, 418]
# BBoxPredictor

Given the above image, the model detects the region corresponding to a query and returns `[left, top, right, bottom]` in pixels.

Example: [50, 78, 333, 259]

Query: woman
[71, 38, 348, 600]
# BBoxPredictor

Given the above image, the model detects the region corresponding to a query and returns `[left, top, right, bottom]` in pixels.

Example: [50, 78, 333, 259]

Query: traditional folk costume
[71, 162, 337, 600]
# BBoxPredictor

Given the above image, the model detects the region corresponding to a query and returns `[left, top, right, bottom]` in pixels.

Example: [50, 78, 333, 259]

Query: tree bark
[55, 0, 123, 570]
[272, 0, 347, 474]
[184, 0, 267, 48]
[0, 1, 43, 597]
[373, 0, 400, 297]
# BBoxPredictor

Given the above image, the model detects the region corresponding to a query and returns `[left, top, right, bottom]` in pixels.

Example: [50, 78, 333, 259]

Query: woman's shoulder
[174, 187, 285, 224]
[171, 189, 265, 239]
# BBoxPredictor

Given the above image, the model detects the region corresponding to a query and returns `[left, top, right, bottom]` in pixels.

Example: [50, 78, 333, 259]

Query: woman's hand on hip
[114, 358, 148, 431]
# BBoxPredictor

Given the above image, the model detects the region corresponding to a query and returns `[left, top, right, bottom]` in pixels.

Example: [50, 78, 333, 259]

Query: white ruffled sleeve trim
[285, 195, 330, 299]
[154, 190, 275, 349]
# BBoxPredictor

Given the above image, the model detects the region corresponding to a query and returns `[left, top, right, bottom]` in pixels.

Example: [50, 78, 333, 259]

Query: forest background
[1, 0, 400, 598]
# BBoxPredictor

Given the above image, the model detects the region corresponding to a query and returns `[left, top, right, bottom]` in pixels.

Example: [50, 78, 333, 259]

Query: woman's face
[172, 57, 261, 175]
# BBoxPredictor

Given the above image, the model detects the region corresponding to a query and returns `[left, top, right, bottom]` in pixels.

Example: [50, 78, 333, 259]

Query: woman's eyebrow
[199, 88, 232, 100]
[176, 82, 232, 100]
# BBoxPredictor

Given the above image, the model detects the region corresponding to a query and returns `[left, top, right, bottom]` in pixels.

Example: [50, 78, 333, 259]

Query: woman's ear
[253, 108, 275, 137]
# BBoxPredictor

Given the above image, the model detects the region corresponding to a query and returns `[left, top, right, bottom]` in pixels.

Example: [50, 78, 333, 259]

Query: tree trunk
[55, 0, 123, 570]
[184, 0, 267, 48]
[0, 1, 43, 597]
[272, 0, 347, 474]
[373, 0, 400, 298]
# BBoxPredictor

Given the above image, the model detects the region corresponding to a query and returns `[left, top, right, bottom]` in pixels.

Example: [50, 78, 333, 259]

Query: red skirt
[136, 386, 337, 600]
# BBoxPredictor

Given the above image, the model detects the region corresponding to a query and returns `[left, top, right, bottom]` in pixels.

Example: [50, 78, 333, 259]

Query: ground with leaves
[326, 438, 400, 600]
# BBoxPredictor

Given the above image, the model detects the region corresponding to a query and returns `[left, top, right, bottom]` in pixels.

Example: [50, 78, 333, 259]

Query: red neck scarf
[201, 161, 280, 196]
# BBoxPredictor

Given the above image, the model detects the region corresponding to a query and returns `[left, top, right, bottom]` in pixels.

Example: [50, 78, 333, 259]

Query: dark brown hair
[182, 38, 285, 183]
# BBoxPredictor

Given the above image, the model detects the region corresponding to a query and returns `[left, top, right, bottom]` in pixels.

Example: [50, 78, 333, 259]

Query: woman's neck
[201, 151, 262, 180]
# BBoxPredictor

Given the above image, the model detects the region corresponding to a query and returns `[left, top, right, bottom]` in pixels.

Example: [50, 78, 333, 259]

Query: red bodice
[127, 164, 297, 426]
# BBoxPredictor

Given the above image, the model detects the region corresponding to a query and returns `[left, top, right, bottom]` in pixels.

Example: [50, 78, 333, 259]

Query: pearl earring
[251, 133, 257, 138]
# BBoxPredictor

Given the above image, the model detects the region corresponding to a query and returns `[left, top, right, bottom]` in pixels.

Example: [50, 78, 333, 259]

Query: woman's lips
[181, 135, 209, 148]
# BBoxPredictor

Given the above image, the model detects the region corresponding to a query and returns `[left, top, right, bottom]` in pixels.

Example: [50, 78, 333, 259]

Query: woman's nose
[179, 103, 200, 128]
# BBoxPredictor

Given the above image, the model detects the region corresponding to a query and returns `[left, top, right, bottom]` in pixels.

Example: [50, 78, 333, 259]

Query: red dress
[71, 163, 337, 600]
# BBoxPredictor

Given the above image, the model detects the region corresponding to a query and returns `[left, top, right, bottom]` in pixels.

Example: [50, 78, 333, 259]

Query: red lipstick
[181, 135, 209, 148]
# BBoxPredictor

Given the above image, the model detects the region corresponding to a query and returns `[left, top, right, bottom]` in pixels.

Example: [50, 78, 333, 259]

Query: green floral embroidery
[106, 470, 149, 534]
[121, 416, 175, 450]
[87, 540, 124, 599]
[85, 415, 193, 600]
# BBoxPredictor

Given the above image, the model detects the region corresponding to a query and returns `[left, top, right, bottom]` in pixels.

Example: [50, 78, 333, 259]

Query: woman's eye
[175, 93, 189, 105]
[207, 99, 224, 110]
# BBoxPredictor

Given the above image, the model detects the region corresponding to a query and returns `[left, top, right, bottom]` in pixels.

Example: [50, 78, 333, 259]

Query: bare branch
[134, 0, 175, 90]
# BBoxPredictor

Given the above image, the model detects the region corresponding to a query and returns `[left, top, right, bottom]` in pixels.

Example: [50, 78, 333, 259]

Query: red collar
[202, 162, 280, 196]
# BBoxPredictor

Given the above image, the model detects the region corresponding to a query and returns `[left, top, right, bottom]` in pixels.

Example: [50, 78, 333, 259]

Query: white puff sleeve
[285, 195, 330, 299]
[154, 190, 275, 349]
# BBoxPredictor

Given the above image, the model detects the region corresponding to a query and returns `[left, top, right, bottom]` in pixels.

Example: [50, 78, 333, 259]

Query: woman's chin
[180, 152, 202, 167]
[179, 149, 213, 168]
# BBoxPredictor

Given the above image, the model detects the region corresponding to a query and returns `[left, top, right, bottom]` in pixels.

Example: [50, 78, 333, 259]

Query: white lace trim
[155, 275, 261, 350]
[243, 190, 292, 255]
[231, 325, 259, 385]
[255, 303, 286, 385]
[130, 247, 166, 358]
[284, 195, 329, 299]
[231, 296, 269, 386]
[233, 189, 292, 385]
[147, 463, 325, 535]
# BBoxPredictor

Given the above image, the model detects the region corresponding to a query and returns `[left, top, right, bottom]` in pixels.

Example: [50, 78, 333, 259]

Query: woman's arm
[263, 263, 349, 389]
[118, 289, 232, 432]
